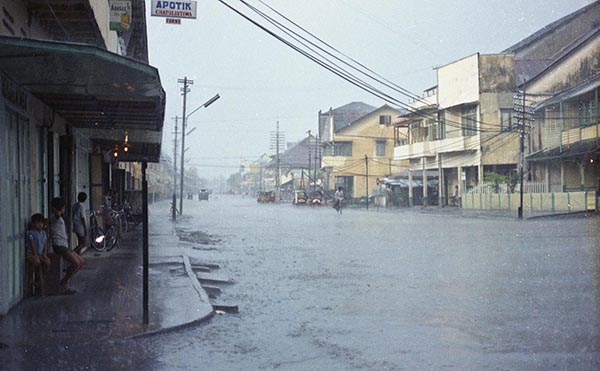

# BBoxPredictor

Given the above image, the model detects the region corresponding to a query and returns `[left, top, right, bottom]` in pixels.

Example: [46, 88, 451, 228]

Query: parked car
[198, 189, 209, 201]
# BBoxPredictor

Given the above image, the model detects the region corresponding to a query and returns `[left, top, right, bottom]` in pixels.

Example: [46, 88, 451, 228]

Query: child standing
[27, 213, 51, 274]
[72, 192, 88, 255]
[49, 197, 84, 295]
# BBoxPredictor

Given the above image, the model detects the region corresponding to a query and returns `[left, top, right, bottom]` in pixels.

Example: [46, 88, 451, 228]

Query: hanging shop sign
[151, 1, 197, 19]
[109, 1, 132, 31]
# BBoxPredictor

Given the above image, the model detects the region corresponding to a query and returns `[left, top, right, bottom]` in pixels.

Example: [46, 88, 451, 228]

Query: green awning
[0, 36, 165, 161]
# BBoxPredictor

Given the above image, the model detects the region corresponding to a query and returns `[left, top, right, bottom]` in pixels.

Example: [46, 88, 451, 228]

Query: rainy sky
[146, 0, 593, 180]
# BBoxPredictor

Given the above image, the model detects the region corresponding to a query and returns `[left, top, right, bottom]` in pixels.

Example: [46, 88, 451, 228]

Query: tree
[484, 171, 508, 193]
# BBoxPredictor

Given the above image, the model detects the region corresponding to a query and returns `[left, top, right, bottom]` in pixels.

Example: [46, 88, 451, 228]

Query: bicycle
[333, 198, 343, 214]
[88, 209, 119, 252]
[112, 204, 129, 234]
[103, 209, 121, 252]
[88, 210, 107, 252]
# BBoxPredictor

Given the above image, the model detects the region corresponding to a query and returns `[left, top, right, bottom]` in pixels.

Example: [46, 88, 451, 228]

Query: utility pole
[514, 80, 535, 219]
[365, 155, 369, 210]
[172, 117, 179, 221]
[270, 122, 285, 201]
[276, 121, 280, 201]
[313, 134, 319, 195]
[178, 77, 193, 216]
[307, 130, 311, 192]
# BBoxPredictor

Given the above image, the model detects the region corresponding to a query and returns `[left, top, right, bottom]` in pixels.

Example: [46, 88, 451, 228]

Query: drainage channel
[190, 262, 239, 316]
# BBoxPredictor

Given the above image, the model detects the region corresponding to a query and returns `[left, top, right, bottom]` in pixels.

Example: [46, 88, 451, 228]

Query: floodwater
[140, 195, 600, 370]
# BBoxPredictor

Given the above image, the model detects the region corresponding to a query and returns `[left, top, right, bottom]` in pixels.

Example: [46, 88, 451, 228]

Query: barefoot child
[49, 197, 84, 295]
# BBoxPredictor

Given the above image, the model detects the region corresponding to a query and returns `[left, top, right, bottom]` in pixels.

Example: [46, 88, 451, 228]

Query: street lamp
[179, 93, 220, 215]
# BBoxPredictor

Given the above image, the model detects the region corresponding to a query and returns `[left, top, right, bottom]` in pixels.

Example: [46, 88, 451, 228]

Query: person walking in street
[72, 192, 88, 255]
[334, 187, 344, 214]
[50, 197, 84, 295]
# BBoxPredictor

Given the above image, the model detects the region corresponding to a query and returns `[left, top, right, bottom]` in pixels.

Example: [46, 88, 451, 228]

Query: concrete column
[438, 154, 444, 207]
[545, 163, 550, 192]
[560, 161, 565, 191]
[580, 161, 586, 191]
[422, 157, 428, 206]
[478, 163, 484, 185]
[457, 166, 463, 207]
[408, 170, 413, 207]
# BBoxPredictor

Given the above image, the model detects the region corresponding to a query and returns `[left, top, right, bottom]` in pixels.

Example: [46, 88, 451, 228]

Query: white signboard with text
[109, 1, 131, 31]
[151, 1, 197, 19]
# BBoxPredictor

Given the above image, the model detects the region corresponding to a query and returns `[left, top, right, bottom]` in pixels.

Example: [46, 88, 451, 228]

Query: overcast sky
[146, 0, 593, 180]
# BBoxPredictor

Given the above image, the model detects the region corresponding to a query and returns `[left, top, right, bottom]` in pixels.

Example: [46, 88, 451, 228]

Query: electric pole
[172, 116, 178, 221]
[365, 155, 369, 210]
[313, 134, 319, 195]
[178, 77, 193, 216]
[270, 122, 285, 201]
[513, 80, 535, 219]
[306, 130, 311, 193]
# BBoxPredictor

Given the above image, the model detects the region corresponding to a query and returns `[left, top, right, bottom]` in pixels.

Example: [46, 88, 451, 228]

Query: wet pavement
[1, 196, 600, 370]
[0, 203, 213, 370]
[143, 196, 600, 370]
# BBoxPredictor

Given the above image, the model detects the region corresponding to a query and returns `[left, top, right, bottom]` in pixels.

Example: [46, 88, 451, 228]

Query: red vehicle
[257, 191, 276, 203]
[308, 191, 323, 206]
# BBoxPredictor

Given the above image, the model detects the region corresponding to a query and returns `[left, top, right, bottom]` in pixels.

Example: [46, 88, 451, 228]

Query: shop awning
[536, 76, 600, 110]
[527, 140, 600, 161]
[0, 36, 165, 162]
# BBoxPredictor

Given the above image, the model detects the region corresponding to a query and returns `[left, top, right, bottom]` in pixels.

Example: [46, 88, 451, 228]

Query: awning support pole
[142, 160, 149, 325]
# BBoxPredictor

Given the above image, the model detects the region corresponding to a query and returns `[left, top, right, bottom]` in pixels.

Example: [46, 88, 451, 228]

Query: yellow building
[320, 104, 404, 199]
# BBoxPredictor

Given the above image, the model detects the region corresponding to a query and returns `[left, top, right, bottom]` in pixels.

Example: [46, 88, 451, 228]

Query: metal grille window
[461, 105, 477, 136]
[579, 100, 595, 127]
[376, 141, 386, 156]
[333, 141, 352, 156]
[427, 119, 438, 140]
[438, 111, 446, 139]
[500, 110, 513, 132]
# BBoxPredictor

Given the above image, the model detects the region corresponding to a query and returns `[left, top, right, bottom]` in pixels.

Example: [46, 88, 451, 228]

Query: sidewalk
[0, 201, 213, 348]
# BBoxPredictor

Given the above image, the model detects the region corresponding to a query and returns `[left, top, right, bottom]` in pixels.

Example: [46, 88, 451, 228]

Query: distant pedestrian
[50, 197, 84, 295]
[334, 187, 344, 214]
[72, 192, 88, 255]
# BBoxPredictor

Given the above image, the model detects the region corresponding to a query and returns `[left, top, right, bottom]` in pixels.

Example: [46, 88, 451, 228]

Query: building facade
[394, 53, 520, 206]
[321, 104, 404, 199]
[0, 0, 165, 314]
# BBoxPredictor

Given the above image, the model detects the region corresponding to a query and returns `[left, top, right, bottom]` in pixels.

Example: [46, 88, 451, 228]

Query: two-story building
[394, 53, 520, 206]
[320, 103, 404, 199]
[0, 0, 165, 314]
[520, 1, 600, 210]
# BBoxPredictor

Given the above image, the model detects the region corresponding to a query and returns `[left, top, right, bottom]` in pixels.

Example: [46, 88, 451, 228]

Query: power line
[219, 0, 500, 134]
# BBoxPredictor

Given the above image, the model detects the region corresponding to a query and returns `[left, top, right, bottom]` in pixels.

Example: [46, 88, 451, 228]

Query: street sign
[109, 1, 131, 31]
[166, 18, 181, 25]
[151, 1, 197, 19]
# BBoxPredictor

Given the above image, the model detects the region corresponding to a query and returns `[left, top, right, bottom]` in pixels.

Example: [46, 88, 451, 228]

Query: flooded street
[140, 195, 600, 370]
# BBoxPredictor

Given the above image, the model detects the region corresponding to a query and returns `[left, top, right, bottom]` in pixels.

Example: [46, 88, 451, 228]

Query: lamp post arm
[186, 94, 220, 120]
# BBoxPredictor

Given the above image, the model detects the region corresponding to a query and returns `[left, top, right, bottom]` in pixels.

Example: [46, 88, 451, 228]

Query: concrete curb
[526, 210, 594, 220]
[126, 254, 215, 340]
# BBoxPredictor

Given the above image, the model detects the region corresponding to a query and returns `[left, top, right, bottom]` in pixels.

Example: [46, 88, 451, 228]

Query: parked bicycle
[88, 209, 119, 252]
[112, 204, 129, 234]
